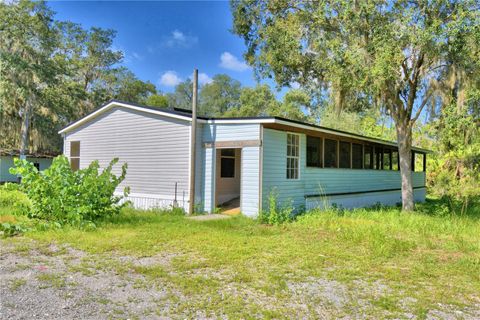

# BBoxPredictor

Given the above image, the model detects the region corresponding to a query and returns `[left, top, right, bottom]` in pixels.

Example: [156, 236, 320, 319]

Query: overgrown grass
[2, 200, 479, 317]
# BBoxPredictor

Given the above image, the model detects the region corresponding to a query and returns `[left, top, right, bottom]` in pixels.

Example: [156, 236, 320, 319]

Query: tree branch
[411, 90, 432, 124]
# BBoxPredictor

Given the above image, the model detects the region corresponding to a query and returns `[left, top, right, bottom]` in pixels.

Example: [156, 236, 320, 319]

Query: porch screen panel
[339, 141, 351, 168]
[352, 143, 363, 169]
[306, 136, 322, 167]
[324, 139, 337, 168]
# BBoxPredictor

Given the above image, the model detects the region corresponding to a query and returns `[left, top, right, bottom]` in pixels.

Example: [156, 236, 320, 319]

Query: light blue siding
[0, 156, 52, 182]
[202, 146, 215, 213]
[262, 128, 426, 211]
[194, 123, 204, 209]
[203, 123, 260, 142]
[201, 123, 261, 216]
[241, 147, 260, 217]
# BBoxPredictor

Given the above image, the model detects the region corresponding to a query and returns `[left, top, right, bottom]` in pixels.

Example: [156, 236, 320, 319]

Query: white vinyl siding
[63, 106, 191, 209]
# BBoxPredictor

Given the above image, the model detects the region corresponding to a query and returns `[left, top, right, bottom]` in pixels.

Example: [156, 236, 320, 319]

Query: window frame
[286, 133, 300, 180]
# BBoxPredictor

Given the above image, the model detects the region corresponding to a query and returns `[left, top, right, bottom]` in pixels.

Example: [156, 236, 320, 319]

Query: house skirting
[117, 192, 189, 211]
[305, 187, 426, 210]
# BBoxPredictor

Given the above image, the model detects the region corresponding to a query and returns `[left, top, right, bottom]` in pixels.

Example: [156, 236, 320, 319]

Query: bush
[259, 189, 294, 225]
[10, 156, 129, 226]
[0, 185, 31, 216]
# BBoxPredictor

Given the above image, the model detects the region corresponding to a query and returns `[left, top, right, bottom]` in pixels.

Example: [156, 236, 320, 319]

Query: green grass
[9, 278, 27, 291]
[3, 200, 480, 318]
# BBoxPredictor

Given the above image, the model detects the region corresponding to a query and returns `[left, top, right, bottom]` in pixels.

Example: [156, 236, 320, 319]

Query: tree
[0, 0, 58, 157]
[231, 0, 480, 211]
[276, 89, 312, 122]
[101, 67, 156, 104]
[224, 84, 279, 117]
[167, 79, 193, 111]
[146, 94, 169, 108]
[0, 0, 154, 155]
[200, 74, 241, 116]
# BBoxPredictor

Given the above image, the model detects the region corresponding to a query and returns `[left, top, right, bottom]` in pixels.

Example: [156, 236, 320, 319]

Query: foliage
[258, 189, 294, 225]
[167, 79, 193, 111]
[199, 74, 242, 116]
[427, 103, 480, 214]
[145, 94, 169, 108]
[9, 156, 129, 226]
[0, 0, 159, 155]
[0, 185, 31, 216]
[231, 0, 480, 211]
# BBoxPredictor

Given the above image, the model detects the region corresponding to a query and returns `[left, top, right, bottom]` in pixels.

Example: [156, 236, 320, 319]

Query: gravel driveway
[1, 239, 479, 319]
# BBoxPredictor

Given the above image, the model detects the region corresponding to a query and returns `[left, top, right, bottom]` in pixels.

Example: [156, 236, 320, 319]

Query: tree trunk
[396, 119, 414, 211]
[19, 101, 32, 160]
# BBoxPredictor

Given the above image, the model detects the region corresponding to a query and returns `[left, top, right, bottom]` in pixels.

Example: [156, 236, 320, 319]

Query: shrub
[259, 189, 294, 225]
[10, 155, 129, 226]
[0, 185, 31, 216]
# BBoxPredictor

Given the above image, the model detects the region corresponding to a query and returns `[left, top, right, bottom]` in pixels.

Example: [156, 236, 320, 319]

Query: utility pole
[188, 69, 198, 215]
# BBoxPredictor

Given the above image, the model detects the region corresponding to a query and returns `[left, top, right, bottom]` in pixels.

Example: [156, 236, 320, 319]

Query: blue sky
[48, 1, 273, 94]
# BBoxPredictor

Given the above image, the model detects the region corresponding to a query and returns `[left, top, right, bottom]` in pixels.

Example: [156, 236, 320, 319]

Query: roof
[59, 99, 431, 153]
[0, 149, 59, 158]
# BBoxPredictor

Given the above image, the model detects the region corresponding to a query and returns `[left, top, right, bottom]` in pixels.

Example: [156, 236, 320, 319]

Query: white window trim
[286, 133, 300, 180]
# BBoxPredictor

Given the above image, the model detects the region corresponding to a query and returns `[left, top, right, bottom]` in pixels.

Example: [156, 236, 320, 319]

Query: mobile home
[59, 100, 428, 217]
[0, 150, 55, 183]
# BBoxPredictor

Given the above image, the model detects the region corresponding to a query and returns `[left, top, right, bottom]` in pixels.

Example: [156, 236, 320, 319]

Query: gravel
[1, 239, 478, 319]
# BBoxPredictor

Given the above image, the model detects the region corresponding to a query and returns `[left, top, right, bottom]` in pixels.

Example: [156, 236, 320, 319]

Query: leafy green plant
[259, 189, 294, 225]
[10, 155, 129, 226]
[0, 221, 30, 237]
[0, 185, 31, 216]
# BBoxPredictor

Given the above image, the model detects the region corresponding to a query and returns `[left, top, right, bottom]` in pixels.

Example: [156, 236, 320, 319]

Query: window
[383, 149, 392, 170]
[352, 144, 363, 169]
[70, 141, 80, 171]
[339, 141, 351, 168]
[286, 133, 299, 179]
[324, 139, 337, 168]
[306, 136, 322, 167]
[392, 151, 399, 170]
[33, 162, 40, 171]
[220, 149, 235, 178]
[364, 146, 373, 169]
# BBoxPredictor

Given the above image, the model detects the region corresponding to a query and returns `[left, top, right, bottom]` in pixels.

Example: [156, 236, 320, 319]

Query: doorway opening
[215, 148, 241, 215]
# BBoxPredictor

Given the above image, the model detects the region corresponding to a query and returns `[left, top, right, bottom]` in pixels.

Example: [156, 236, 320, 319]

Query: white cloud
[188, 72, 213, 86]
[164, 29, 198, 48]
[159, 71, 182, 87]
[219, 52, 250, 72]
[192, 72, 213, 86]
[131, 52, 143, 61]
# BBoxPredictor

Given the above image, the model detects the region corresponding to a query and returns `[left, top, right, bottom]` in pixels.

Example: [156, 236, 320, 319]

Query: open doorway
[215, 148, 241, 214]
